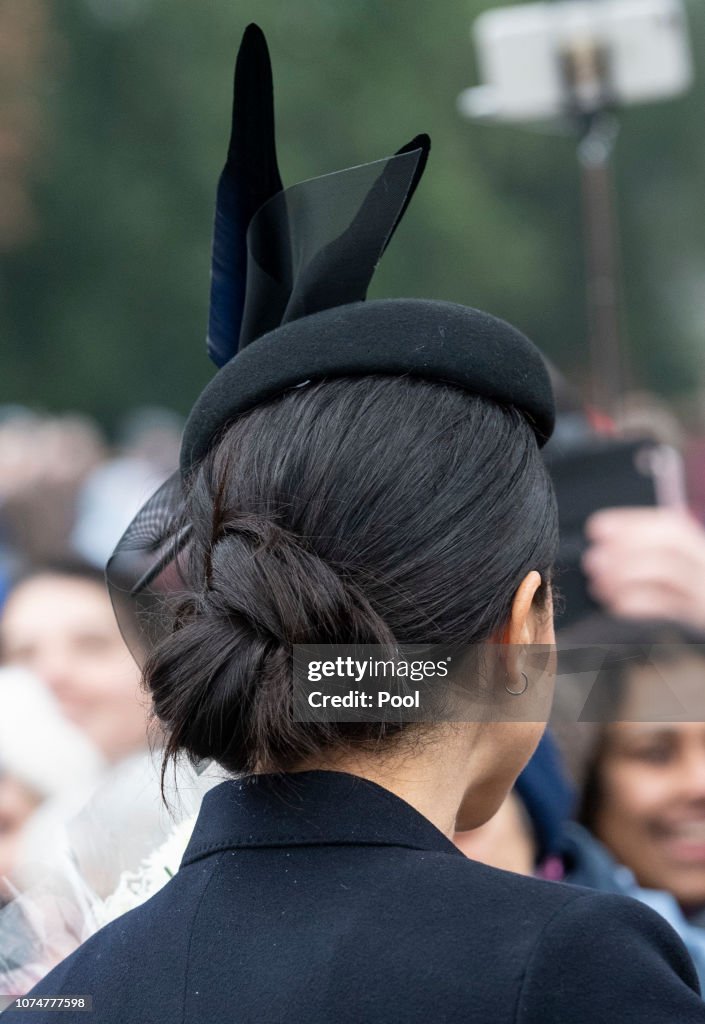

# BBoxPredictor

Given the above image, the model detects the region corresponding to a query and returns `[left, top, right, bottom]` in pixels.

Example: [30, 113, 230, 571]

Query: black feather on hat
[107, 24, 555, 662]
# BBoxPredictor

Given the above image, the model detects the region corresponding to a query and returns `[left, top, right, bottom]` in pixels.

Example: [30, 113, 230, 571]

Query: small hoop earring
[505, 671, 528, 696]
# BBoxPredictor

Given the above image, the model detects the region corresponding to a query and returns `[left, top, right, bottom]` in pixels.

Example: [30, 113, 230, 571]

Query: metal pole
[577, 113, 625, 419]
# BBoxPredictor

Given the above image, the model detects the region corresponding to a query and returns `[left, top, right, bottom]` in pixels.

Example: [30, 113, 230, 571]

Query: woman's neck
[290, 725, 478, 838]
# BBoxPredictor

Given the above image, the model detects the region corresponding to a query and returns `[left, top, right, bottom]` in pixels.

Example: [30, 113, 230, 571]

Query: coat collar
[181, 770, 463, 867]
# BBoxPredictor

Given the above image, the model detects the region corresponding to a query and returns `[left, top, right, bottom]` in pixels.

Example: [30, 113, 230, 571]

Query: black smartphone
[543, 437, 686, 626]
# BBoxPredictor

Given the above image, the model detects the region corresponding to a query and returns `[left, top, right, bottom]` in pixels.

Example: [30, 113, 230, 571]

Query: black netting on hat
[238, 143, 426, 347]
[106, 471, 191, 665]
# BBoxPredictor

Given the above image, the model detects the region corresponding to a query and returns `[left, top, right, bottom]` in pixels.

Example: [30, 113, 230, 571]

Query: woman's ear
[507, 571, 542, 644]
[504, 571, 554, 689]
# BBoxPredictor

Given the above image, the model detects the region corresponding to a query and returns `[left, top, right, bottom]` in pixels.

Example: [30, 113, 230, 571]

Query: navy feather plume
[207, 24, 284, 368]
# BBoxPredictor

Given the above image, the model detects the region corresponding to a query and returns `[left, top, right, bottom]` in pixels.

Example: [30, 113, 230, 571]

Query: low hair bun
[145, 513, 395, 775]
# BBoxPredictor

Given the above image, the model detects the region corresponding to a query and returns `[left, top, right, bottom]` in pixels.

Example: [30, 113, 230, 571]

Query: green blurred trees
[2, 0, 704, 427]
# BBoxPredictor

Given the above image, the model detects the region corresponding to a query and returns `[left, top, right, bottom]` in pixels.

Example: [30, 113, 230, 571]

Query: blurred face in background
[591, 655, 705, 912]
[0, 574, 147, 762]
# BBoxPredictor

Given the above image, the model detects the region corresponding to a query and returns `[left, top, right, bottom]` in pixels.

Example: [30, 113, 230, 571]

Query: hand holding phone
[582, 506, 705, 630]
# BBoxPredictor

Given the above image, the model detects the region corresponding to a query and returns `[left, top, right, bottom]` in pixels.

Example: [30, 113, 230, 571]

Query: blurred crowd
[0, 405, 215, 925]
[3, 395, 705, 988]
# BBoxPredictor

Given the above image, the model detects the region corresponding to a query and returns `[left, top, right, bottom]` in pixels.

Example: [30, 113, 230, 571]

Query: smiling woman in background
[562, 618, 705, 919]
[590, 713, 705, 907]
[0, 563, 147, 763]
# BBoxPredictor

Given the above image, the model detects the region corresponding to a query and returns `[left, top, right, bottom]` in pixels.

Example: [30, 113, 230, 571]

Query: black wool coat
[4, 770, 704, 1023]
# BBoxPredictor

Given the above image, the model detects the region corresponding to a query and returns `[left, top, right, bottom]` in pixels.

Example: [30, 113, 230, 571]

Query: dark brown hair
[144, 375, 557, 777]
